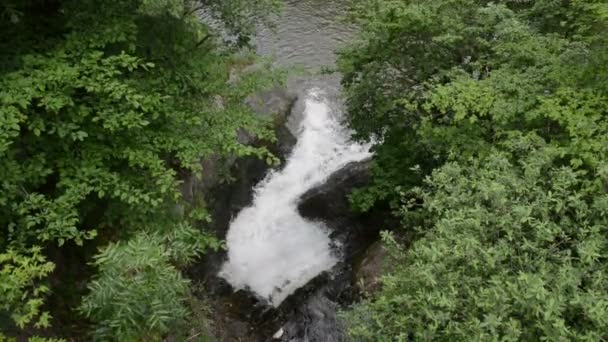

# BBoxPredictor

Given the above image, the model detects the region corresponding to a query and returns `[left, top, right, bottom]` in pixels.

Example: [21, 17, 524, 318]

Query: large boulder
[296, 159, 397, 301]
[244, 87, 298, 159]
[353, 240, 389, 297]
[246, 87, 297, 122]
[280, 292, 346, 342]
[296, 158, 390, 271]
[297, 159, 372, 224]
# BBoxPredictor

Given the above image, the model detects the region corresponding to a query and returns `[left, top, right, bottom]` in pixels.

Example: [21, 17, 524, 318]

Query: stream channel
[194, 1, 384, 341]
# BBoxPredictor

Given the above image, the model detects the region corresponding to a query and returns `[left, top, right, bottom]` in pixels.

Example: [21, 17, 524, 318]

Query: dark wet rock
[179, 156, 227, 209]
[276, 262, 359, 342]
[284, 95, 307, 137]
[192, 279, 283, 342]
[181, 88, 298, 260]
[179, 153, 269, 300]
[278, 272, 332, 311]
[353, 240, 388, 297]
[247, 87, 297, 122]
[180, 87, 297, 212]
[281, 293, 346, 342]
[245, 87, 298, 161]
[211, 315, 252, 342]
[202, 89, 297, 239]
[298, 159, 372, 222]
[297, 159, 389, 262]
[186, 154, 270, 301]
[274, 124, 298, 160]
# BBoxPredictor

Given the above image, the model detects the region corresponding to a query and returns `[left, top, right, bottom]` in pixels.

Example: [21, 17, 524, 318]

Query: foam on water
[219, 89, 371, 306]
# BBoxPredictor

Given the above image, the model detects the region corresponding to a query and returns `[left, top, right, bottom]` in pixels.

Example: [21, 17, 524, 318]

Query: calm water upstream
[255, 0, 355, 70]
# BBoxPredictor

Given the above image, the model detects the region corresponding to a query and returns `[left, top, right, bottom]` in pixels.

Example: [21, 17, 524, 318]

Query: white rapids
[219, 89, 371, 306]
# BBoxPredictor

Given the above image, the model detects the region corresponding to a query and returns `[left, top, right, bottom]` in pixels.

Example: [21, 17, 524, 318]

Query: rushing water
[219, 0, 367, 310]
[219, 90, 371, 305]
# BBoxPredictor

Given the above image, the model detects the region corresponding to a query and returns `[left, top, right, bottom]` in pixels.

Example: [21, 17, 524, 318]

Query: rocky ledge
[297, 159, 386, 260]
[297, 159, 372, 224]
[297, 159, 395, 298]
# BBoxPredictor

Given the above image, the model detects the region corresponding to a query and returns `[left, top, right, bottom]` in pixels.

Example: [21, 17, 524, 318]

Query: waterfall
[219, 88, 371, 306]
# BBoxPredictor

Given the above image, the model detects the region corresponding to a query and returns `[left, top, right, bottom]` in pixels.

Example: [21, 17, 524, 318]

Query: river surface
[255, 0, 355, 70]
[218, 0, 370, 311]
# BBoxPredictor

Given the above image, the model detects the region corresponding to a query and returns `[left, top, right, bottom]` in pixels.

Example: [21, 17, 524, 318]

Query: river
[255, 0, 355, 70]
[216, 1, 369, 340]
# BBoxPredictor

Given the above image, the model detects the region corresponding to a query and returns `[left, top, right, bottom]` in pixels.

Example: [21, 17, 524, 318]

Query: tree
[347, 143, 608, 340]
[339, 0, 607, 210]
[0, 0, 281, 338]
[339, 0, 608, 340]
[80, 231, 196, 340]
[0, 248, 54, 330]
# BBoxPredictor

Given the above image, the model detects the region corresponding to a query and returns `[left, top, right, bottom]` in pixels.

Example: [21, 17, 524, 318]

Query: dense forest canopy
[339, 0, 608, 340]
[2, 0, 608, 340]
[0, 0, 281, 340]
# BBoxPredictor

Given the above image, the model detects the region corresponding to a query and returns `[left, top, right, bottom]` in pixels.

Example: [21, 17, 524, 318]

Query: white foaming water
[219, 89, 371, 306]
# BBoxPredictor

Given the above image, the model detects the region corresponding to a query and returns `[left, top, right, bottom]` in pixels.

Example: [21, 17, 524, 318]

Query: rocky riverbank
[185, 111, 392, 341]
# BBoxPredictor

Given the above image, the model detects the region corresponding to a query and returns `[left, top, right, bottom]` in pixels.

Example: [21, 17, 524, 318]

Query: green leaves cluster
[1, 0, 282, 339]
[348, 144, 608, 340]
[0, 248, 54, 330]
[339, 0, 608, 340]
[340, 0, 607, 210]
[79, 232, 194, 341]
[78, 218, 223, 340]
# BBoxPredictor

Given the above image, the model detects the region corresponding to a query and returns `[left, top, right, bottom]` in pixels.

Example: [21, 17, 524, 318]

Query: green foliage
[340, 0, 608, 210]
[157, 221, 223, 266]
[79, 233, 194, 340]
[78, 218, 222, 340]
[0, 248, 54, 329]
[0, 335, 65, 342]
[340, 0, 608, 340]
[347, 144, 608, 340]
[0, 0, 282, 338]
